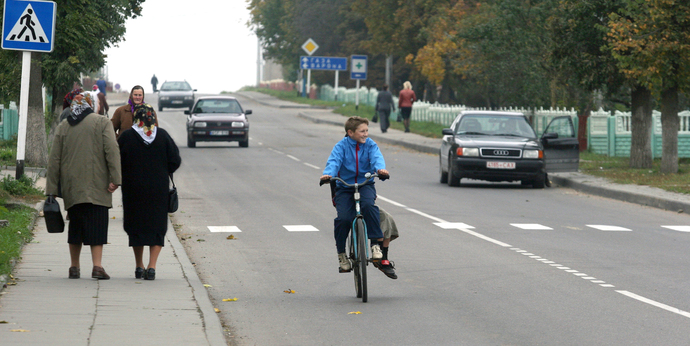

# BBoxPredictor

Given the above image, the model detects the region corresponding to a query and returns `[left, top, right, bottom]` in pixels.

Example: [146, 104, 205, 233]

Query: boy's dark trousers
[333, 184, 383, 253]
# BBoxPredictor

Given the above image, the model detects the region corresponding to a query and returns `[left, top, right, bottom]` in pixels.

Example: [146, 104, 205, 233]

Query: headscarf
[67, 92, 94, 126]
[92, 84, 99, 92]
[62, 88, 84, 110]
[132, 103, 157, 145]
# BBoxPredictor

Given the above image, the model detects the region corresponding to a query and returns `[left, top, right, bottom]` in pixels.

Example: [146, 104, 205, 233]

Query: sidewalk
[235, 90, 690, 214]
[0, 172, 226, 345]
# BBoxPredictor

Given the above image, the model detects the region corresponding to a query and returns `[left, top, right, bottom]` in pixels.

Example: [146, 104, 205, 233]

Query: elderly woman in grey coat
[46, 92, 122, 280]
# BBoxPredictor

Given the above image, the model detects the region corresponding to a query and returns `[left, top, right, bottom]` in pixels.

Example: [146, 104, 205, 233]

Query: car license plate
[210, 131, 229, 136]
[487, 161, 515, 169]
[172, 100, 183, 104]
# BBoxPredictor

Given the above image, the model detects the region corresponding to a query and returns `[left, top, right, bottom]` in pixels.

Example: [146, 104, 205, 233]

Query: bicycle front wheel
[355, 218, 368, 303]
[349, 231, 362, 298]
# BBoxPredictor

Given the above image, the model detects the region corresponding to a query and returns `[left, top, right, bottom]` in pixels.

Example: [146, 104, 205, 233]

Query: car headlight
[184, 96, 193, 100]
[456, 147, 479, 157]
[523, 149, 543, 159]
[159, 96, 169, 100]
[231, 122, 245, 128]
[194, 122, 207, 128]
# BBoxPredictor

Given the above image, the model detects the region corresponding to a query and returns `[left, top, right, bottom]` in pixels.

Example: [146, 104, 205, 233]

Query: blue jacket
[323, 136, 386, 186]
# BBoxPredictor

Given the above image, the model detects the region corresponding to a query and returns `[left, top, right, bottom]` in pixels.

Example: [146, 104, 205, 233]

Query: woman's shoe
[143, 268, 155, 280]
[69, 266, 80, 279]
[135, 267, 144, 279]
[91, 266, 110, 280]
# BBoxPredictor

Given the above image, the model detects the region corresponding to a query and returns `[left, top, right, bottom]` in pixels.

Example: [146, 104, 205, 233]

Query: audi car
[158, 81, 196, 111]
[439, 111, 579, 188]
[185, 96, 252, 148]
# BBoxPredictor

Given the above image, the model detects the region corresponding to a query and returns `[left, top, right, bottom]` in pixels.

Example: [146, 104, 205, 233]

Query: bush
[0, 174, 44, 197]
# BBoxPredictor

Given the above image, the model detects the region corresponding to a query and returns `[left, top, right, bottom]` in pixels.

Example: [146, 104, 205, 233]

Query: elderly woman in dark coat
[118, 104, 181, 280]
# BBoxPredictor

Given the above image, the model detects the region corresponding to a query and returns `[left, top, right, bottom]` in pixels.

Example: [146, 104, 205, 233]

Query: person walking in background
[398, 81, 417, 133]
[92, 84, 109, 116]
[59, 88, 84, 122]
[46, 91, 122, 280]
[111, 85, 158, 139]
[151, 74, 158, 92]
[96, 76, 107, 96]
[118, 104, 181, 280]
[375, 85, 395, 133]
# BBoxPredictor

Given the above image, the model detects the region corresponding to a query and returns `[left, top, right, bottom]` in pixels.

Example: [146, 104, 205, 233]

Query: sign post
[350, 55, 367, 110]
[2, 0, 56, 178]
[299, 56, 347, 100]
[301, 38, 319, 98]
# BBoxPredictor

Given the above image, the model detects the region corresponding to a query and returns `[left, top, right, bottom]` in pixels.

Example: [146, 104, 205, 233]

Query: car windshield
[192, 99, 243, 114]
[456, 115, 536, 137]
[160, 82, 191, 91]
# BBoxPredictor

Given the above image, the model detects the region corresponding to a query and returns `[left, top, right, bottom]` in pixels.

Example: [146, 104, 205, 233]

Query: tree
[607, 0, 690, 173]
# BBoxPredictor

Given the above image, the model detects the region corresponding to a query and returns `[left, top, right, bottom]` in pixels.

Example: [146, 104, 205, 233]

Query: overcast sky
[105, 0, 258, 94]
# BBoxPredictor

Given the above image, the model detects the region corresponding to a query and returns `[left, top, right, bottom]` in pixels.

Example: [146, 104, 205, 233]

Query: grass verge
[0, 204, 38, 281]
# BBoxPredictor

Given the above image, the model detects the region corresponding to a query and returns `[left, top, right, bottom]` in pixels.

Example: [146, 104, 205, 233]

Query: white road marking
[617, 290, 690, 319]
[287, 155, 300, 161]
[511, 223, 553, 230]
[587, 225, 631, 231]
[208, 226, 242, 233]
[434, 222, 475, 229]
[377, 195, 407, 208]
[304, 163, 320, 170]
[284, 225, 319, 232]
[406, 208, 446, 223]
[661, 225, 690, 232]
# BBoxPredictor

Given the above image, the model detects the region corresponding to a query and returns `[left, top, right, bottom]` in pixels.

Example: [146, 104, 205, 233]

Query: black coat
[118, 128, 181, 246]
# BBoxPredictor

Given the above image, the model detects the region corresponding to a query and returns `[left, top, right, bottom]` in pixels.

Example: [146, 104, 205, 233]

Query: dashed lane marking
[208, 226, 242, 233]
[587, 225, 632, 232]
[661, 225, 690, 232]
[284, 225, 319, 232]
[511, 223, 553, 230]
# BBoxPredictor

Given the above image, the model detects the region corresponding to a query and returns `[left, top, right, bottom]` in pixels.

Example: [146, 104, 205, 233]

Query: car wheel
[532, 173, 545, 189]
[447, 156, 461, 187]
[158, 105, 163, 112]
[439, 155, 448, 184]
[239, 140, 249, 148]
[187, 135, 196, 148]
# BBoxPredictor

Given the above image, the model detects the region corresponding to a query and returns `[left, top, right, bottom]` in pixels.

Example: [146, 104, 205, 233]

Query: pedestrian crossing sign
[2, 0, 56, 53]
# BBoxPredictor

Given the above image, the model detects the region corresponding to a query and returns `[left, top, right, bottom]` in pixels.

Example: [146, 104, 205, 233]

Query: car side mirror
[193, 89, 197, 92]
[184, 110, 190, 115]
[245, 110, 252, 115]
[542, 132, 558, 140]
[442, 128, 453, 136]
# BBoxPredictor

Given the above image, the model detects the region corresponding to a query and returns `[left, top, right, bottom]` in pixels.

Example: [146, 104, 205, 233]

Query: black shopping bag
[44, 196, 64, 233]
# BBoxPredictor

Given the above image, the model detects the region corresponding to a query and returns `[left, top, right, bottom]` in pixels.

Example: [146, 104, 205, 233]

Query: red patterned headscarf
[62, 88, 84, 110]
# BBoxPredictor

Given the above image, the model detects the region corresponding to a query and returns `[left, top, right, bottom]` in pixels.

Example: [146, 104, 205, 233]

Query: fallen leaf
[222, 298, 238, 302]
[283, 289, 296, 294]
[111, 217, 116, 219]
[197, 239, 205, 242]
[203, 284, 212, 288]
[0, 320, 8, 323]
[214, 308, 220, 313]
[11, 329, 30, 332]
[348, 311, 362, 315]
[226, 235, 235, 240]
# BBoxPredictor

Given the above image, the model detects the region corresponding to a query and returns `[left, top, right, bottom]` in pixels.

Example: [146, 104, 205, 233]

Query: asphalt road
[150, 94, 690, 345]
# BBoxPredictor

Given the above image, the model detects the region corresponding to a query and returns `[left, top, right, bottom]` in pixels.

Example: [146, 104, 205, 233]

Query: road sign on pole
[350, 55, 367, 80]
[2, 0, 56, 52]
[299, 56, 347, 71]
[301, 38, 319, 56]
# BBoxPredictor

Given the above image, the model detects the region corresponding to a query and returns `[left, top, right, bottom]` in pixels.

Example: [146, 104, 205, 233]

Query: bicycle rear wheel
[355, 218, 368, 303]
[349, 231, 362, 298]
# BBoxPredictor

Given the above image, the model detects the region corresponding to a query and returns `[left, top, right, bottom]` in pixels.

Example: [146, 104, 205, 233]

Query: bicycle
[321, 172, 388, 302]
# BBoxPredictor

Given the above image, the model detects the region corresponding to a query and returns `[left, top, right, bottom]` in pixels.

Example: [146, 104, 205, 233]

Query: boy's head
[345, 116, 369, 144]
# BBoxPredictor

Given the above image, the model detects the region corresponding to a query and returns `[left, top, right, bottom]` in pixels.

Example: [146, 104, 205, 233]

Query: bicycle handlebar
[319, 172, 389, 186]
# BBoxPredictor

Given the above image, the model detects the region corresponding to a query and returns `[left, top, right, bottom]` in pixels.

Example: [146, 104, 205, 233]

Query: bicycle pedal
[339, 268, 352, 273]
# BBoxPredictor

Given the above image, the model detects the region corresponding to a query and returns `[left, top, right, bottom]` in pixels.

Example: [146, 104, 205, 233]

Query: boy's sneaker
[338, 253, 351, 272]
[371, 244, 383, 259]
[374, 260, 397, 279]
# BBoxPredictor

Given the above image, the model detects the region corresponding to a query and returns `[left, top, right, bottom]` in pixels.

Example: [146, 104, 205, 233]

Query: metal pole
[306, 69, 311, 98]
[334, 71, 339, 101]
[16, 51, 31, 179]
[355, 79, 360, 111]
[385, 54, 392, 87]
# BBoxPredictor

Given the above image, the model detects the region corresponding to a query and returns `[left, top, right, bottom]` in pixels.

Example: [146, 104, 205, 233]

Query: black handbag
[44, 196, 64, 233]
[168, 173, 178, 213]
[372, 111, 379, 123]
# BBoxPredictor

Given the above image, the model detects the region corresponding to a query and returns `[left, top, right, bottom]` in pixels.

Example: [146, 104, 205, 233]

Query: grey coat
[375, 90, 395, 112]
[47, 113, 122, 210]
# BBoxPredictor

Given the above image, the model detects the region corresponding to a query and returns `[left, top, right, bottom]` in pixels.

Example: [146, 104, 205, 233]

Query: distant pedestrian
[151, 74, 158, 92]
[46, 91, 122, 280]
[118, 103, 181, 280]
[398, 81, 417, 133]
[96, 76, 107, 96]
[375, 85, 395, 133]
[92, 84, 109, 116]
[111, 85, 158, 139]
[59, 88, 84, 122]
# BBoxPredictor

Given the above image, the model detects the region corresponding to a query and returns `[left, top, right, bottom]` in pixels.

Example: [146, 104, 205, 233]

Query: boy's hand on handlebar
[377, 169, 390, 180]
[319, 175, 331, 186]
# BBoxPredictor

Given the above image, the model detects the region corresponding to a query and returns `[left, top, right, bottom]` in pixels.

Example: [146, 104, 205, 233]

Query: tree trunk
[26, 53, 48, 167]
[629, 85, 653, 168]
[660, 86, 679, 173]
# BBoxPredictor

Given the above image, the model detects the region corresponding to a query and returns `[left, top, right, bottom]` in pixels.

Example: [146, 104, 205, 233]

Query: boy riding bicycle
[320, 116, 394, 278]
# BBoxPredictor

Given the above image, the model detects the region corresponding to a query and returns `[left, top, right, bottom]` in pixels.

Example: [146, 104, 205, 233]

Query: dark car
[439, 111, 579, 188]
[158, 81, 196, 111]
[185, 96, 252, 148]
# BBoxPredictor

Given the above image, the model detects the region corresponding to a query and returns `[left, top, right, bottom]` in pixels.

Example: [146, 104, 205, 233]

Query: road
[149, 94, 690, 345]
